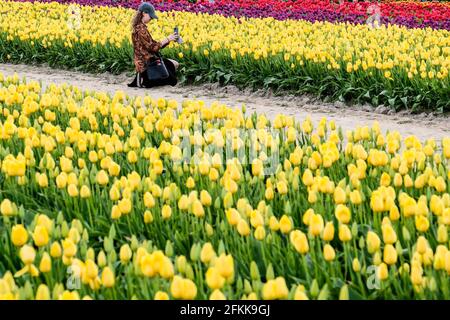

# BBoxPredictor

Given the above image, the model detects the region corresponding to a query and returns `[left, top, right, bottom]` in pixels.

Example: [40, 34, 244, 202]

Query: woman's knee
[168, 59, 179, 70]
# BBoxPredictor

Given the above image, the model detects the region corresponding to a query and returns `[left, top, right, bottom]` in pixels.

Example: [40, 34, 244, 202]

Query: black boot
[128, 73, 138, 87]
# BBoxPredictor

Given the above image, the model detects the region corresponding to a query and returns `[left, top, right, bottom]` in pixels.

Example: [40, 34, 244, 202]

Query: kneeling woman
[128, 2, 179, 88]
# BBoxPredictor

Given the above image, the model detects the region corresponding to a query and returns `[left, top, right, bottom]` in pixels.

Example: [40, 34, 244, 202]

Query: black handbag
[146, 53, 169, 81]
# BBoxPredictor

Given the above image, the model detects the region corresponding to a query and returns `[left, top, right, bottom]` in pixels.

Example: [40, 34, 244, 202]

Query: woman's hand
[160, 33, 179, 48]
[167, 33, 178, 42]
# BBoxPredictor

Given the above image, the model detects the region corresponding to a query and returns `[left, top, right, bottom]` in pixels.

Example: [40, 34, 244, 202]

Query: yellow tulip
[206, 267, 225, 290]
[96, 170, 109, 185]
[118, 245, 132, 264]
[279, 215, 292, 234]
[200, 242, 216, 264]
[290, 230, 309, 254]
[101, 267, 115, 288]
[11, 224, 28, 247]
[383, 244, 398, 265]
[210, 289, 226, 300]
[322, 221, 335, 242]
[338, 224, 352, 242]
[32, 225, 49, 247]
[323, 244, 336, 261]
[39, 252, 52, 273]
[35, 284, 50, 300]
[154, 291, 170, 300]
[335, 204, 351, 224]
[1, 199, 15, 216]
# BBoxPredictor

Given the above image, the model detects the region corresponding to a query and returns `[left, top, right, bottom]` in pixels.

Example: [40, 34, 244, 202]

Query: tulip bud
[52, 283, 64, 300]
[84, 247, 94, 261]
[351, 222, 358, 237]
[284, 201, 292, 215]
[358, 236, 365, 249]
[82, 229, 89, 242]
[373, 250, 382, 266]
[23, 281, 34, 300]
[218, 241, 226, 256]
[317, 284, 330, 300]
[176, 255, 187, 274]
[266, 264, 274, 281]
[352, 258, 361, 272]
[402, 226, 411, 242]
[339, 284, 349, 300]
[310, 279, 319, 298]
[97, 251, 107, 268]
[119, 244, 132, 264]
[108, 250, 117, 264]
[165, 241, 174, 257]
[53, 226, 61, 239]
[427, 276, 437, 292]
[185, 263, 195, 281]
[395, 241, 403, 255]
[294, 285, 309, 300]
[241, 280, 252, 296]
[130, 235, 139, 251]
[205, 223, 214, 237]
[103, 237, 114, 253]
[250, 261, 260, 280]
[214, 197, 221, 210]
[190, 243, 201, 261]
[61, 222, 69, 238]
[399, 263, 410, 276]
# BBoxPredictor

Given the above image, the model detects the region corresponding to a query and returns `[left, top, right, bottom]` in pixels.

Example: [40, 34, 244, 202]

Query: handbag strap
[137, 73, 144, 88]
[147, 52, 164, 65]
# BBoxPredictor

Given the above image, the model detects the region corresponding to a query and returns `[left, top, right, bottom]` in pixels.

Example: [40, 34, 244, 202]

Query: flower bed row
[16, 0, 450, 30]
[1, 1, 449, 111]
[0, 71, 450, 299]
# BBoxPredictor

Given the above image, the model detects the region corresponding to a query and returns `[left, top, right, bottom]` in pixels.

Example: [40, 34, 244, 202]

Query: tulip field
[1, 0, 450, 301]
[0, 70, 450, 300]
[0, 0, 449, 111]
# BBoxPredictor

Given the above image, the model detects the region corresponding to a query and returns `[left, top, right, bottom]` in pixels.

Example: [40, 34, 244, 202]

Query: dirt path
[1, 63, 449, 142]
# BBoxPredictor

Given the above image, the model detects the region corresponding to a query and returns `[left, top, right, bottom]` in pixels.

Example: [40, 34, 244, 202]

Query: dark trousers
[128, 58, 177, 88]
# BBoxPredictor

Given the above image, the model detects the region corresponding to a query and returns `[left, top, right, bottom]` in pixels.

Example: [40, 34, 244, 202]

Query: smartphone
[174, 26, 183, 44]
